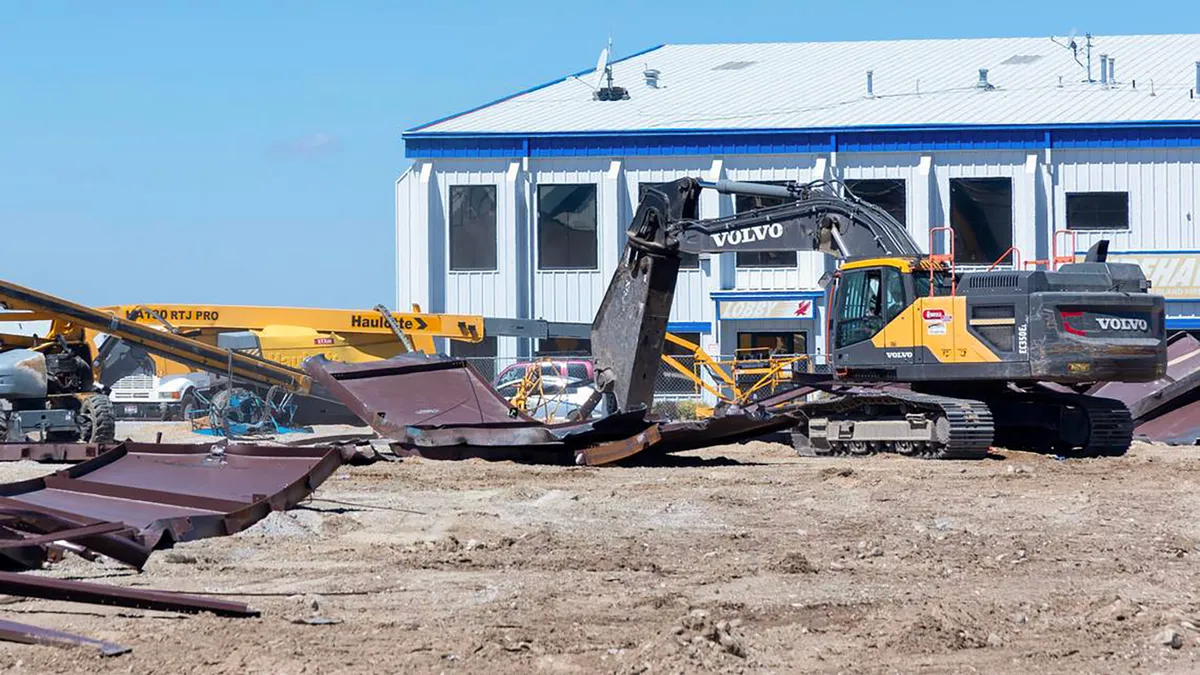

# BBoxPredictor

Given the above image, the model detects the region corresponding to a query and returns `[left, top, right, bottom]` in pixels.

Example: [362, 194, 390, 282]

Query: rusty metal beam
[0, 571, 258, 617]
[0, 618, 130, 656]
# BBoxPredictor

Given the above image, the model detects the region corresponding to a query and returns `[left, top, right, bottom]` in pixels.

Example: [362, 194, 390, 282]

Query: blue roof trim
[405, 44, 667, 134]
[1167, 318, 1200, 329]
[667, 321, 712, 334]
[404, 121, 1200, 158]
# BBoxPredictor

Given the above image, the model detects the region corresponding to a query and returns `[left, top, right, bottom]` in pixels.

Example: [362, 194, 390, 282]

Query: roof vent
[866, 70, 875, 97]
[1100, 54, 1109, 84]
[1107, 56, 1116, 84]
[977, 68, 994, 90]
[712, 60, 756, 71]
[1000, 54, 1044, 65]
[643, 67, 661, 88]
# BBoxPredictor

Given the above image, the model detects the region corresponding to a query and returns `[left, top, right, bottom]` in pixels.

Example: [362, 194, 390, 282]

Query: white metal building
[397, 34, 1200, 366]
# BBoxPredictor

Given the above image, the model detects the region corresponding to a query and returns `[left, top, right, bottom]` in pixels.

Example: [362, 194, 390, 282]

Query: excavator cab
[827, 258, 960, 377]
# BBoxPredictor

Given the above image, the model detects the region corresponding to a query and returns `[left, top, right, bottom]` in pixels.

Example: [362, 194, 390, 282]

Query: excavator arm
[591, 177, 926, 413]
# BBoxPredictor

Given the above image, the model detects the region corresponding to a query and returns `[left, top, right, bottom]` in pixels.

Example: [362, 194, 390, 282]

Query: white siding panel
[530, 159, 612, 323]
[433, 160, 516, 317]
[1055, 148, 1200, 254]
[933, 151, 1032, 269]
[395, 164, 429, 311]
[533, 270, 604, 323]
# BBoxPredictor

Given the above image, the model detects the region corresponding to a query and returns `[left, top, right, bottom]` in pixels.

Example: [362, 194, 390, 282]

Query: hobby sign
[719, 298, 816, 320]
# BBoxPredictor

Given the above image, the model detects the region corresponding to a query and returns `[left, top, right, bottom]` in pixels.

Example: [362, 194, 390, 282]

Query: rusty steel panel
[0, 618, 130, 656]
[1089, 333, 1200, 421]
[303, 353, 534, 437]
[0, 441, 344, 567]
[0, 443, 111, 463]
[1135, 400, 1200, 445]
[307, 354, 660, 465]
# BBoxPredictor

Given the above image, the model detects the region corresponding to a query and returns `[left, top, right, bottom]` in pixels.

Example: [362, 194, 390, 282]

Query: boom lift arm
[0, 280, 313, 394]
[592, 177, 926, 413]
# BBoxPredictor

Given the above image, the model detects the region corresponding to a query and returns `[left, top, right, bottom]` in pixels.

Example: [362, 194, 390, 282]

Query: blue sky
[0, 1, 1187, 308]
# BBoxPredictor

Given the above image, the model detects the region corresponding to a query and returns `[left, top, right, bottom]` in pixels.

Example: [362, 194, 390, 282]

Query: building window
[1066, 192, 1130, 230]
[537, 184, 598, 270]
[536, 337, 591, 356]
[734, 181, 797, 268]
[448, 185, 498, 271]
[950, 178, 1013, 265]
[639, 183, 699, 269]
[844, 178, 907, 225]
[450, 336, 498, 382]
[736, 331, 808, 357]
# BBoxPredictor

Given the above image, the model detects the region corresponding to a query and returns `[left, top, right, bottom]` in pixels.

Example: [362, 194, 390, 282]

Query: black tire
[79, 394, 117, 444]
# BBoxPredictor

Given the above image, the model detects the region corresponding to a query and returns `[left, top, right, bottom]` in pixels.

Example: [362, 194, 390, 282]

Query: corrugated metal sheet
[1056, 147, 1200, 250]
[413, 35, 1200, 135]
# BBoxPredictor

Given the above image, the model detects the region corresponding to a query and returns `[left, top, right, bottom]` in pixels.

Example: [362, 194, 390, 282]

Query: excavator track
[986, 390, 1133, 457]
[799, 390, 994, 460]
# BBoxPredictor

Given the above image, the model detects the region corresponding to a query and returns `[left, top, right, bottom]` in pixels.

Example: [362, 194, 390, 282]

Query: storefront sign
[1104, 253, 1200, 299]
[719, 298, 815, 320]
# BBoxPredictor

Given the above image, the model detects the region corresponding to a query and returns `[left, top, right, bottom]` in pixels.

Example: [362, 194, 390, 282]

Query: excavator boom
[592, 177, 930, 413]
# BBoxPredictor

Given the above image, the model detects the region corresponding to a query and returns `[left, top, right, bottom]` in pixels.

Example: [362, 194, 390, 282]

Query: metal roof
[410, 35, 1200, 135]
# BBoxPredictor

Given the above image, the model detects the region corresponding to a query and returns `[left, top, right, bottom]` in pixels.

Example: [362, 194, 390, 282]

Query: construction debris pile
[0, 441, 347, 654]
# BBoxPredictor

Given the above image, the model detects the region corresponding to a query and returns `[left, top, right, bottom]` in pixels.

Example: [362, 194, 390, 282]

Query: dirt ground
[1, 422, 1199, 674]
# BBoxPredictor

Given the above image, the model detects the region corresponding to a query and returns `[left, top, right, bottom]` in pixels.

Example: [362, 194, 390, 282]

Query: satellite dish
[591, 46, 610, 91]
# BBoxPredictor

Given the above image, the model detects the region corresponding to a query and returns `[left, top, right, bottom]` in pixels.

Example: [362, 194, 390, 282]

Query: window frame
[448, 184, 499, 272]
[949, 177, 1014, 265]
[1065, 191, 1130, 231]
[536, 183, 600, 271]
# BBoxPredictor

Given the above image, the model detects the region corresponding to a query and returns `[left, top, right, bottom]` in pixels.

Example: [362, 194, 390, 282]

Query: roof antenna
[1050, 28, 1089, 77]
[593, 36, 629, 101]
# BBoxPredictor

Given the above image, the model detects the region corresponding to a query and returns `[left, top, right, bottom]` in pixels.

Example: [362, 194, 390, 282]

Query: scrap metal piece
[0, 443, 111, 463]
[1134, 399, 1200, 445]
[303, 353, 534, 436]
[0, 618, 130, 656]
[0, 571, 258, 617]
[0, 441, 344, 568]
[576, 426, 662, 466]
[307, 354, 657, 464]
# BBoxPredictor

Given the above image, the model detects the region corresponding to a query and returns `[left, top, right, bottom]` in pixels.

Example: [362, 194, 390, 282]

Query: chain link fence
[453, 353, 831, 419]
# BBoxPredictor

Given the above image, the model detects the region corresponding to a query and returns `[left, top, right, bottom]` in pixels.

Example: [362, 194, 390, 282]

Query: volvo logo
[710, 223, 785, 247]
[886, 351, 913, 359]
[1096, 317, 1149, 332]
